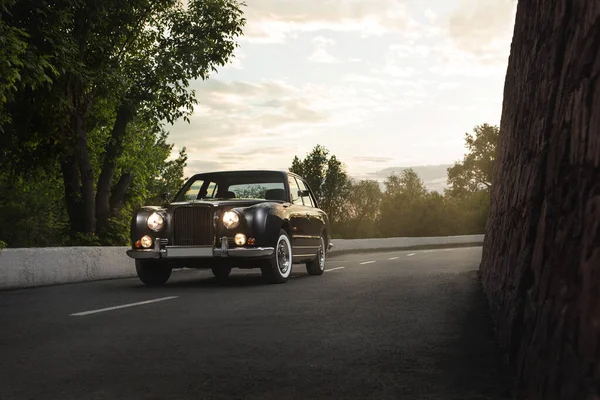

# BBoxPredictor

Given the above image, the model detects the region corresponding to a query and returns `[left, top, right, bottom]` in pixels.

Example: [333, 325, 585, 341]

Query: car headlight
[222, 210, 240, 229]
[147, 212, 164, 232]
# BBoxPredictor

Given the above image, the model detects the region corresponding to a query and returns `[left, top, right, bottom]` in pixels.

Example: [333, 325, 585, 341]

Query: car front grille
[172, 206, 214, 246]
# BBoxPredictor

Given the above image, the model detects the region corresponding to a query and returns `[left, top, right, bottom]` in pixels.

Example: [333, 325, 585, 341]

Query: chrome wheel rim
[276, 235, 291, 275]
[318, 237, 325, 270]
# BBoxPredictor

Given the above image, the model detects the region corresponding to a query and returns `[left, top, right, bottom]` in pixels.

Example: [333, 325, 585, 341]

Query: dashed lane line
[407, 253, 416, 257]
[325, 267, 345, 272]
[70, 296, 179, 317]
[360, 261, 376, 265]
[389, 257, 399, 260]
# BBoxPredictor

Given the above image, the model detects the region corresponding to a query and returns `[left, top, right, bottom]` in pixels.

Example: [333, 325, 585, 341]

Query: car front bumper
[126, 236, 274, 260]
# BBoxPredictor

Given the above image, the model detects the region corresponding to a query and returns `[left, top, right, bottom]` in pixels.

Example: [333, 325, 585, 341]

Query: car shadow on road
[128, 270, 312, 291]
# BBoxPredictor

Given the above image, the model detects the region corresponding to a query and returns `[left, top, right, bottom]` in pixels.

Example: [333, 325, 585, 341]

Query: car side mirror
[161, 192, 171, 203]
[298, 190, 310, 197]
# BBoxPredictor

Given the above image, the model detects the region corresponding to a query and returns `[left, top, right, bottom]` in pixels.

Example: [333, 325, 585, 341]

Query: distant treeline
[289, 123, 499, 239]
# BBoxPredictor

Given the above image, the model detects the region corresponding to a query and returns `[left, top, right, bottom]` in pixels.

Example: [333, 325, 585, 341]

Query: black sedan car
[126, 170, 333, 285]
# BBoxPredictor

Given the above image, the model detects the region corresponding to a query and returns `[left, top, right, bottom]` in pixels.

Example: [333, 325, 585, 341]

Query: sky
[168, 0, 518, 188]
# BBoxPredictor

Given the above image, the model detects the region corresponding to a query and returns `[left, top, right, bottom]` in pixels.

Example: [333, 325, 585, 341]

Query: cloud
[165, 0, 516, 179]
[438, 82, 461, 90]
[376, 21, 511, 81]
[240, 0, 413, 43]
[222, 48, 245, 70]
[424, 8, 437, 22]
[308, 36, 339, 63]
[447, 0, 517, 55]
[352, 156, 395, 163]
[427, 40, 510, 77]
[169, 78, 400, 176]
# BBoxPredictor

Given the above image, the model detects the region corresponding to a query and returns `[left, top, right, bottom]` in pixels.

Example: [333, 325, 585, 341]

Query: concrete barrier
[0, 246, 133, 291]
[329, 234, 485, 255]
[0, 234, 485, 290]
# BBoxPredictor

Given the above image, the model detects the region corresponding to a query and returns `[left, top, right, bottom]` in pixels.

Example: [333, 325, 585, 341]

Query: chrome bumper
[126, 236, 274, 260]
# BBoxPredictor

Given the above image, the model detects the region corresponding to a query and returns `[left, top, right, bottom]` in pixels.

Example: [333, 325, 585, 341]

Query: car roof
[188, 169, 301, 178]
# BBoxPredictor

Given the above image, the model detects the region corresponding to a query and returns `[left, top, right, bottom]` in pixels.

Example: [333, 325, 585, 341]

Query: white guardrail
[0, 235, 484, 290]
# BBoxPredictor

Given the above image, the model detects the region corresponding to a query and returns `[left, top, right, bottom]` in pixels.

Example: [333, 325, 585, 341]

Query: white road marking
[360, 261, 376, 265]
[407, 253, 416, 257]
[70, 296, 179, 316]
[325, 267, 345, 272]
[389, 257, 399, 260]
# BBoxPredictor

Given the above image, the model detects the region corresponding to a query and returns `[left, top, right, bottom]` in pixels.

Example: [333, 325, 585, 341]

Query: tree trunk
[61, 151, 84, 236]
[95, 103, 134, 235]
[61, 110, 95, 238]
[479, 1, 600, 399]
[109, 172, 133, 215]
[74, 112, 96, 235]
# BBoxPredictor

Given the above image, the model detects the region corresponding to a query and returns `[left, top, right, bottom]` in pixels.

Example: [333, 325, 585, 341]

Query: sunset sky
[169, 0, 518, 184]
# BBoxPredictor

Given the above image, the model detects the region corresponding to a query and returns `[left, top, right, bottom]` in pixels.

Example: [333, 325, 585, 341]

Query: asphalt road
[0, 247, 514, 400]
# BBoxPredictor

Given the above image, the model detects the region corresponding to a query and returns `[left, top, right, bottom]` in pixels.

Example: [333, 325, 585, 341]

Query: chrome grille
[172, 207, 214, 246]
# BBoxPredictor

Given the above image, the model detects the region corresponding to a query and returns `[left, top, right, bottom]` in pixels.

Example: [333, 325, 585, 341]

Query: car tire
[261, 229, 293, 284]
[135, 260, 172, 286]
[212, 266, 232, 282]
[306, 235, 326, 276]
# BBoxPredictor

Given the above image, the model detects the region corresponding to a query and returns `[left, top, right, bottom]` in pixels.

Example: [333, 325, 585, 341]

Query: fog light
[234, 233, 246, 246]
[140, 235, 153, 249]
[248, 237, 255, 246]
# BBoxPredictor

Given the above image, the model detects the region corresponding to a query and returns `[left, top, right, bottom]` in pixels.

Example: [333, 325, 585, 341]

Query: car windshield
[174, 171, 287, 202]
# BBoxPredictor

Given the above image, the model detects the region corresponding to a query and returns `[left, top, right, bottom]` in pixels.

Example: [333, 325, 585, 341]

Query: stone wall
[479, 1, 600, 399]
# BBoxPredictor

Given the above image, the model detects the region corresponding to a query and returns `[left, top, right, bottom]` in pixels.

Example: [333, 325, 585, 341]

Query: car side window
[183, 179, 204, 200]
[288, 175, 303, 205]
[296, 178, 314, 207]
[207, 182, 218, 197]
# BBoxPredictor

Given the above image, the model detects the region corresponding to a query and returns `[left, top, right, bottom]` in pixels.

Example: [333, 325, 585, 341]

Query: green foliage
[0, 0, 60, 128]
[339, 179, 382, 238]
[291, 124, 496, 239]
[0, 167, 69, 247]
[290, 144, 352, 226]
[446, 123, 500, 197]
[0, 0, 245, 245]
[378, 169, 430, 237]
[290, 145, 330, 202]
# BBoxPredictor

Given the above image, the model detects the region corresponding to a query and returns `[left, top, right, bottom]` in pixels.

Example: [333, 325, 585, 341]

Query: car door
[296, 177, 325, 248]
[287, 175, 312, 250]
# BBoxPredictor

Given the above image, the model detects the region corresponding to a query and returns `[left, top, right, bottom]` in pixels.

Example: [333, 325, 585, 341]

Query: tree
[446, 123, 500, 197]
[379, 169, 429, 237]
[0, 0, 59, 129]
[320, 155, 351, 225]
[289, 145, 351, 225]
[290, 145, 329, 202]
[145, 146, 188, 206]
[0, 121, 189, 247]
[346, 179, 382, 237]
[0, 0, 246, 241]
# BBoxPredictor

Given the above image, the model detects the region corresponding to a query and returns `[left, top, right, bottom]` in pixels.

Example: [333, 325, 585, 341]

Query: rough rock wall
[479, 1, 600, 399]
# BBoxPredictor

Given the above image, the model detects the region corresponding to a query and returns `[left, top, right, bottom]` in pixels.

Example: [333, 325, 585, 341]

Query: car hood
[165, 199, 283, 209]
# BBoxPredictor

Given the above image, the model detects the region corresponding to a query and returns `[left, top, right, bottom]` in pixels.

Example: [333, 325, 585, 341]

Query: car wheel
[306, 235, 326, 276]
[261, 229, 293, 284]
[135, 260, 172, 286]
[212, 265, 232, 282]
